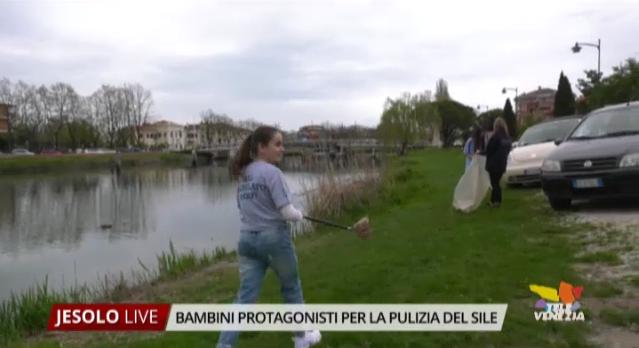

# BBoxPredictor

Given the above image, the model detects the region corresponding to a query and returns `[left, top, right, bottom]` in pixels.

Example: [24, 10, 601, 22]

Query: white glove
[280, 204, 304, 221]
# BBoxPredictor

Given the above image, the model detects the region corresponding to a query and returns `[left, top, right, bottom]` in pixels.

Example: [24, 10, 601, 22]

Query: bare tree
[65, 92, 87, 150]
[0, 78, 153, 150]
[126, 83, 153, 146]
[48, 83, 79, 149]
[236, 118, 263, 131]
[200, 109, 233, 147]
[91, 85, 123, 148]
[12, 81, 34, 127]
[199, 109, 252, 148]
[0, 78, 11, 103]
[19, 85, 52, 150]
[0, 79, 16, 147]
[85, 94, 105, 148]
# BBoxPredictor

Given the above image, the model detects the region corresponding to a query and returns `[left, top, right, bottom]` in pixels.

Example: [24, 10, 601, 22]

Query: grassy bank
[0, 152, 191, 176]
[9, 149, 592, 347]
[0, 244, 233, 345]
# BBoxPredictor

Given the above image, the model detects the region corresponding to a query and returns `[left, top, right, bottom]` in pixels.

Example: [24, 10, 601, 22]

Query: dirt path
[567, 200, 639, 348]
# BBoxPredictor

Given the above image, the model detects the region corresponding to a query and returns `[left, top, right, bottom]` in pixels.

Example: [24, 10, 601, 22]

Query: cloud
[0, 0, 637, 130]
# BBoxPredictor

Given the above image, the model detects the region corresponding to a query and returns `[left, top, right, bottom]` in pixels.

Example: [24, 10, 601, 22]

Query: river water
[0, 163, 321, 300]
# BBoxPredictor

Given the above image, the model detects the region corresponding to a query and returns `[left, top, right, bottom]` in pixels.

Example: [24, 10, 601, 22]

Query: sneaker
[293, 330, 321, 348]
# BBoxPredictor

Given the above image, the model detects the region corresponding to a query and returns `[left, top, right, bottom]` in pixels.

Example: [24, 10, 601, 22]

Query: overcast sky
[1, 0, 637, 130]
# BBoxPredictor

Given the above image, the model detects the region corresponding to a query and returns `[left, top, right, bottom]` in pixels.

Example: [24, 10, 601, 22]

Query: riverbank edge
[0, 152, 192, 176]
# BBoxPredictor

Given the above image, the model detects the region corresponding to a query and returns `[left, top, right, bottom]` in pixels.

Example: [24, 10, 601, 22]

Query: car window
[518, 119, 580, 146]
[571, 107, 639, 139]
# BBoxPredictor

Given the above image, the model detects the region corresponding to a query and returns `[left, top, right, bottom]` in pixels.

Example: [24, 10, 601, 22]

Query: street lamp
[571, 38, 601, 78]
[502, 87, 518, 96]
[502, 87, 519, 113]
[476, 105, 489, 115]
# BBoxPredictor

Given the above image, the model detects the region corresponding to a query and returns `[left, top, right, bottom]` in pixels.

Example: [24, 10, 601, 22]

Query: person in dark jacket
[484, 117, 512, 207]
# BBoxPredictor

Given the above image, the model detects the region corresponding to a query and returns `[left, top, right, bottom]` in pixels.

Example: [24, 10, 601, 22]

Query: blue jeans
[216, 224, 304, 348]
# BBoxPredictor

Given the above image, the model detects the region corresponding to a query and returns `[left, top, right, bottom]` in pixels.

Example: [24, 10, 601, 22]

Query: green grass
[156, 241, 233, 281]
[599, 309, 639, 327]
[574, 251, 623, 265]
[7, 149, 594, 347]
[0, 244, 233, 346]
[0, 152, 190, 175]
[0, 277, 90, 345]
[589, 282, 624, 298]
[625, 275, 639, 287]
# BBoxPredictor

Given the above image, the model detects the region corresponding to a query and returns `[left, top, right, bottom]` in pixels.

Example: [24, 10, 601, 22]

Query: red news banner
[48, 304, 171, 331]
[48, 303, 508, 332]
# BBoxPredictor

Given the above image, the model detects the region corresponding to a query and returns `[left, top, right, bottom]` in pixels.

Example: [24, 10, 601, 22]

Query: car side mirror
[554, 138, 563, 146]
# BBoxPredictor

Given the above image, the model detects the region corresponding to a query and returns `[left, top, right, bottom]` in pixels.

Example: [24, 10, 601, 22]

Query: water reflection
[0, 161, 361, 300]
[0, 166, 256, 300]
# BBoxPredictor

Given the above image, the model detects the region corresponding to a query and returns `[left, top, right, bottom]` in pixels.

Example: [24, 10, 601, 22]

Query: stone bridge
[193, 139, 385, 160]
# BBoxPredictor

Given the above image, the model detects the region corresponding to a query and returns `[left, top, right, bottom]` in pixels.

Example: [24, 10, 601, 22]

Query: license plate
[572, 178, 603, 189]
[524, 168, 541, 175]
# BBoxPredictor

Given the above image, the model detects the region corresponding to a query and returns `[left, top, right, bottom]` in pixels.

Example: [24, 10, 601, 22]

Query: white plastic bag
[453, 155, 490, 213]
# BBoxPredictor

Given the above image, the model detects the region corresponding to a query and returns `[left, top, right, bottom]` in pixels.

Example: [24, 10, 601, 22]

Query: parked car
[541, 102, 639, 210]
[40, 149, 64, 156]
[81, 148, 117, 154]
[505, 116, 581, 185]
[116, 147, 144, 153]
[11, 148, 35, 156]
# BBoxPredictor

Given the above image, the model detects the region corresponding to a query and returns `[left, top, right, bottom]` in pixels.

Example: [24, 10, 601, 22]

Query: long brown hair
[472, 124, 484, 152]
[230, 126, 280, 179]
[493, 117, 510, 138]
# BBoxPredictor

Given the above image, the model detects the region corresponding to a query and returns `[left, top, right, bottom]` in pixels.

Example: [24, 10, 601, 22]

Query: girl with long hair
[218, 126, 321, 348]
[484, 117, 512, 207]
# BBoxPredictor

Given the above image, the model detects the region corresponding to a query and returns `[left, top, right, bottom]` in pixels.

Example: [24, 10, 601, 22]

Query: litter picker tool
[303, 215, 371, 239]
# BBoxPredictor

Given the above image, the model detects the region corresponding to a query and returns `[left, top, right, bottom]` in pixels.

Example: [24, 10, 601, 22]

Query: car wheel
[549, 197, 571, 211]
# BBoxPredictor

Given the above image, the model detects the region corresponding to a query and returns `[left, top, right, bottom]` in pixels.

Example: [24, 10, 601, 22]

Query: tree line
[576, 58, 639, 114]
[0, 79, 152, 152]
[377, 79, 485, 153]
[0, 80, 268, 152]
[550, 57, 639, 117]
[380, 57, 639, 153]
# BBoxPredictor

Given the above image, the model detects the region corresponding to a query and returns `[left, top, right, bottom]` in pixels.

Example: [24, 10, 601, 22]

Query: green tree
[503, 99, 517, 137]
[377, 91, 437, 155]
[0, 134, 8, 152]
[577, 58, 639, 113]
[477, 108, 503, 132]
[413, 93, 438, 130]
[67, 119, 101, 149]
[413, 94, 439, 145]
[432, 100, 475, 147]
[377, 93, 419, 155]
[553, 72, 576, 116]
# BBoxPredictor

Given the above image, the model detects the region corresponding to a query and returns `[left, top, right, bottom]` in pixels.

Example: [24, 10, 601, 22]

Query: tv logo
[529, 281, 585, 322]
